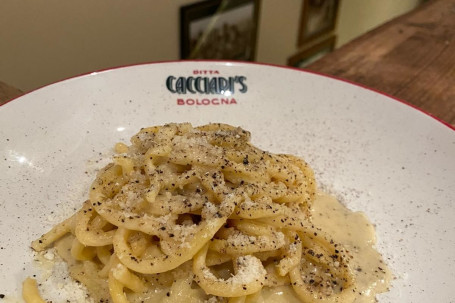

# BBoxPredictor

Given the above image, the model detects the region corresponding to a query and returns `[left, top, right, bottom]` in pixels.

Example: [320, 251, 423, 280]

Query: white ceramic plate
[1, 61, 454, 302]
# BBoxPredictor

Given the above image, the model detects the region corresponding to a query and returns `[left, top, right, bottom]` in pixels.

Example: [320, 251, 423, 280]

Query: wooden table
[307, 0, 455, 127]
[0, 81, 22, 105]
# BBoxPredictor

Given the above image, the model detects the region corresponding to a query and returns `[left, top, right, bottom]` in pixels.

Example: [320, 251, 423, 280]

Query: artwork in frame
[288, 35, 336, 68]
[180, 0, 260, 60]
[298, 0, 339, 46]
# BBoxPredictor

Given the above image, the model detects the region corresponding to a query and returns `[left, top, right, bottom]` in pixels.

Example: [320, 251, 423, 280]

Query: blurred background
[0, 0, 424, 93]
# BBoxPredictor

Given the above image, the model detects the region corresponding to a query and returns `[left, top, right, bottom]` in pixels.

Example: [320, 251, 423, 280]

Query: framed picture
[298, 0, 339, 46]
[288, 35, 336, 68]
[180, 0, 260, 60]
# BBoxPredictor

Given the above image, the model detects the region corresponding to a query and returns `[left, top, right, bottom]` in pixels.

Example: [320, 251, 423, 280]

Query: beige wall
[0, 0, 421, 92]
[0, 0, 198, 92]
[336, 0, 422, 46]
[255, 1, 302, 65]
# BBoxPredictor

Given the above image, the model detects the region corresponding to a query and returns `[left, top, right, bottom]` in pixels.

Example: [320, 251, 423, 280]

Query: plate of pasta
[0, 61, 454, 303]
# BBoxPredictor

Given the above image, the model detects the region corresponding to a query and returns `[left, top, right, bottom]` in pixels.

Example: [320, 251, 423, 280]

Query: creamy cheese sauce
[259, 193, 391, 302]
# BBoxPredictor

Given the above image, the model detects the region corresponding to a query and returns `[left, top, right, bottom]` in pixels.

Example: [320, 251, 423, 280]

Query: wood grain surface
[307, 0, 455, 127]
[0, 81, 22, 105]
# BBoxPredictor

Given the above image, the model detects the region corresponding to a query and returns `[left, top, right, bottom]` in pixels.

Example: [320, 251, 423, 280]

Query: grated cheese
[202, 255, 266, 285]
[36, 251, 93, 303]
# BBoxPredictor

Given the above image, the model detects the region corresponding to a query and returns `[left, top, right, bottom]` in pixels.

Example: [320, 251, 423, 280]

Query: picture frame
[287, 35, 336, 68]
[298, 0, 339, 46]
[180, 0, 260, 60]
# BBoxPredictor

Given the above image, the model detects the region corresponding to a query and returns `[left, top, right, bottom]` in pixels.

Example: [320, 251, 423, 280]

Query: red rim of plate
[2, 59, 454, 131]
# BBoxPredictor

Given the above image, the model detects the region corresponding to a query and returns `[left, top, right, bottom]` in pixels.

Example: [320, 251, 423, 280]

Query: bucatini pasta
[25, 123, 390, 302]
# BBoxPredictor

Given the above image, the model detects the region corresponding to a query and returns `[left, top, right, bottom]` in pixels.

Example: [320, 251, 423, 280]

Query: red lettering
[176, 97, 237, 105]
[192, 70, 220, 75]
